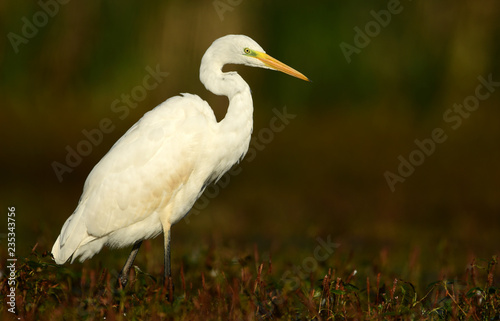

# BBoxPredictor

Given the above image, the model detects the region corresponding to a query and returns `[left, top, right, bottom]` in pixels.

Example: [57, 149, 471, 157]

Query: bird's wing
[80, 94, 217, 238]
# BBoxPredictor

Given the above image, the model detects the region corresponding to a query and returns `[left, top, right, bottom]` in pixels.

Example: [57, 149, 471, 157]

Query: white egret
[51, 34, 309, 294]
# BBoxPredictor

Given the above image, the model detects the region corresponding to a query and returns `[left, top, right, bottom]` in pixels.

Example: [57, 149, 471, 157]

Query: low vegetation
[1, 243, 498, 320]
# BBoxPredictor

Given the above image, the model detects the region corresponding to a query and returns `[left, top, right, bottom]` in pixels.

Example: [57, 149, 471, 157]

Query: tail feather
[52, 204, 98, 264]
[51, 235, 67, 264]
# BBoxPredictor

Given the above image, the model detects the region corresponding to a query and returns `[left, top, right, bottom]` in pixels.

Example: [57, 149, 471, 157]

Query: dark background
[1, 1, 499, 286]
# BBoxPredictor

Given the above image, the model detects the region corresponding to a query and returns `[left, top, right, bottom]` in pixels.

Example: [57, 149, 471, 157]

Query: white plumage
[52, 34, 308, 288]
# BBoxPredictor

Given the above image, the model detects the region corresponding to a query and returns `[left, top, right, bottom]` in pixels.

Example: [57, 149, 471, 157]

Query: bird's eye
[243, 48, 251, 54]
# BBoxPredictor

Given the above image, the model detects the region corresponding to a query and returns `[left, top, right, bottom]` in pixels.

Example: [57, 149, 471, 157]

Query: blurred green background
[1, 1, 499, 285]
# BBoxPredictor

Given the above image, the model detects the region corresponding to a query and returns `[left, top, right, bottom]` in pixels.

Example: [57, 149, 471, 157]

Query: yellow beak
[255, 51, 310, 82]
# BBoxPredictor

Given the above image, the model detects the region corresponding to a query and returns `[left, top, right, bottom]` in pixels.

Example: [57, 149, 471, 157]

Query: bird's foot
[116, 272, 129, 289]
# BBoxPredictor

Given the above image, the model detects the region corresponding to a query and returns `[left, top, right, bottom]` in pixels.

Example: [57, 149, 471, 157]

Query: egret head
[203, 35, 310, 82]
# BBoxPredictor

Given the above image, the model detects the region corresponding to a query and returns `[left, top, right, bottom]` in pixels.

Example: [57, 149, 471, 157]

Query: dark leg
[164, 228, 174, 301]
[117, 240, 142, 288]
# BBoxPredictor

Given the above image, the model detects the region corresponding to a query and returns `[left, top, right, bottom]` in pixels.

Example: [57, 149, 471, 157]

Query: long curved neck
[200, 59, 253, 162]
